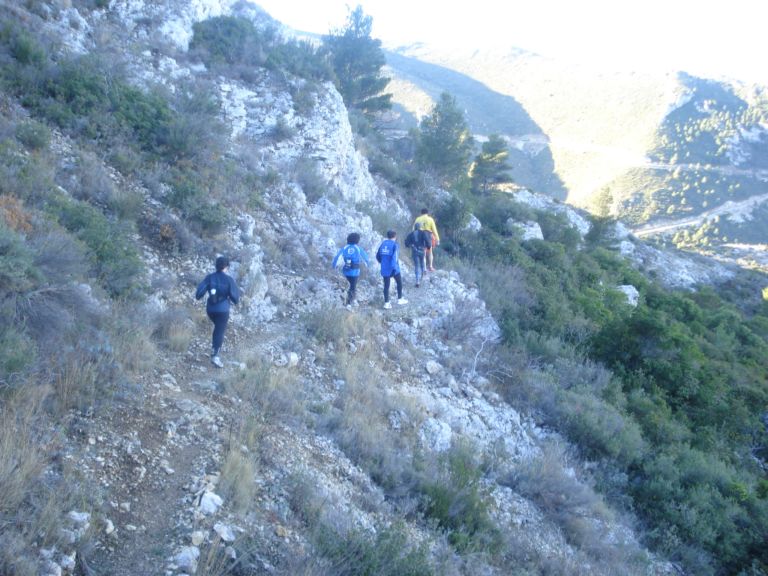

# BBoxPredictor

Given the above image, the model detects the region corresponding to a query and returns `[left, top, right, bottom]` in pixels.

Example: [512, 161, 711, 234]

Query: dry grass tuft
[0, 388, 88, 575]
[220, 449, 257, 514]
[153, 307, 195, 353]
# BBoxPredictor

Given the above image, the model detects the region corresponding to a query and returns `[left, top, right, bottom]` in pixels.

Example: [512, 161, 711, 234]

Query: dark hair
[420, 208, 429, 215]
[215, 256, 229, 272]
[346, 232, 361, 244]
[386, 229, 396, 239]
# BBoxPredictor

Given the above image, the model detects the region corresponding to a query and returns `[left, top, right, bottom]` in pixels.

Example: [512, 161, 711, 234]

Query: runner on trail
[414, 208, 440, 271]
[195, 256, 240, 368]
[376, 230, 408, 309]
[332, 232, 370, 309]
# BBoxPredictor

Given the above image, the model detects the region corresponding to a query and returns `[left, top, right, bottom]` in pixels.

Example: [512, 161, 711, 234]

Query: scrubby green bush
[420, 443, 502, 555]
[46, 194, 143, 296]
[0, 222, 41, 294]
[314, 522, 434, 576]
[14, 120, 50, 151]
[0, 24, 45, 66]
[191, 16, 331, 82]
[294, 158, 327, 202]
[0, 325, 36, 385]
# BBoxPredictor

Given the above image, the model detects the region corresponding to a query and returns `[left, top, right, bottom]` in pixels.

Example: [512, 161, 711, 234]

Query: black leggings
[207, 310, 229, 355]
[383, 273, 402, 302]
[345, 275, 359, 304]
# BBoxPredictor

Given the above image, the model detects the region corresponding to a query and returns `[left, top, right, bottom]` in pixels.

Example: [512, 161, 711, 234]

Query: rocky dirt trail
[75, 330, 247, 575]
[71, 260, 444, 574]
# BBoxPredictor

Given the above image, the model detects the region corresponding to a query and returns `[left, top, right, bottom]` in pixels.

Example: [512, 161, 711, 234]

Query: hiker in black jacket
[404, 222, 429, 287]
[195, 256, 240, 368]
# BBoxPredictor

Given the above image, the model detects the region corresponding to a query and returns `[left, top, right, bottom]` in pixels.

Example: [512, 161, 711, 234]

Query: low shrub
[14, 119, 50, 150]
[508, 444, 651, 572]
[420, 442, 503, 555]
[219, 447, 257, 514]
[271, 115, 296, 142]
[225, 353, 303, 421]
[0, 324, 36, 387]
[312, 522, 434, 576]
[110, 305, 155, 375]
[46, 194, 143, 297]
[294, 157, 326, 202]
[326, 354, 421, 493]
[190, 201, 229, 235]
[191, 16, 331, 82]
[0, 221, 40, 294]
[153, 307, 194, 352]
[0, 140, 57, 205]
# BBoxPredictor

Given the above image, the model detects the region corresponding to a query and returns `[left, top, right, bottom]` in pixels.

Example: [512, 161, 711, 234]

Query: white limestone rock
[617, 284, 640, 307]
[198, 492, 223, 515]
[213, 522, 237, 543]
[175, 546, 200, 573]
[507, 219, 544, 241]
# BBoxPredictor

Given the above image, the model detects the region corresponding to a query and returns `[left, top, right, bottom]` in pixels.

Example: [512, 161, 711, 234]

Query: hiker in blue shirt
[195, 256, 240, 368]
[376, 230, 408, 310]
[332, 232, 370, 308]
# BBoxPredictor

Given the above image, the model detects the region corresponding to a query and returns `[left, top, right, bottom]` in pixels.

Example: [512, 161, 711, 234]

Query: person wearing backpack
[414, 208, 440, 271]
[404, 222, 429, 287]
[332, 232, 370, 309]
[195, 256, 240, 368]
[376, 230, 408, 310]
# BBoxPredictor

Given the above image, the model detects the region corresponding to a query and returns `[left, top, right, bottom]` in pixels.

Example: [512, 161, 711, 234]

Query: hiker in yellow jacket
[414, 208, 440, 271]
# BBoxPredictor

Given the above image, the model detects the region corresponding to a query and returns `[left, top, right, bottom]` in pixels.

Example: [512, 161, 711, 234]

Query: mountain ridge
[383, 42, 768, 270]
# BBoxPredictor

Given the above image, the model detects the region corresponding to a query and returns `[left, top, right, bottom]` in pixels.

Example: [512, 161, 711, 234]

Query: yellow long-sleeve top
[414, 214, 439, 243]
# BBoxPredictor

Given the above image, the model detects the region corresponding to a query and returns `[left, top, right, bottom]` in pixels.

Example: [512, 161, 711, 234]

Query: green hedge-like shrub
[46, 195, 142, 297]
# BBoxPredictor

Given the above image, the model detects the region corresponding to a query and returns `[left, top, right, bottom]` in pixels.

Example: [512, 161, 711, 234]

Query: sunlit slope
[387, 44, 678, 207]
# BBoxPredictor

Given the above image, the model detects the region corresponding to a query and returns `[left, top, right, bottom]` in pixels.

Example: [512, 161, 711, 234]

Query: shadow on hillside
[385, 49, 568, 200]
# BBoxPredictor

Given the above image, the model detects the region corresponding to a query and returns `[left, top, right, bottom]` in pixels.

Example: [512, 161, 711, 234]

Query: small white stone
[60, 552, 76, 571]
[214, 522, 237, 543]
[175, 546, 200, 573]
[199, 492, 223, 515]
[42, 561, 62, 576]
[425, 360, 442, 375]
[191, 531, 205, 546]
[67, 511, 90, 527]
[104, 519, 115, 535]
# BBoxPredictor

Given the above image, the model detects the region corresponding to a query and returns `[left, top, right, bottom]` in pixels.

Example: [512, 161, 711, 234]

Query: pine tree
[416, 92, 474, 187]
[470, 134, 512, 194]
[322, 5, 392, 115]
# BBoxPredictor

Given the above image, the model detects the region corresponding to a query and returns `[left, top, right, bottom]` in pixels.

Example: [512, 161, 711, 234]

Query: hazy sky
[252, 0, 767, 83]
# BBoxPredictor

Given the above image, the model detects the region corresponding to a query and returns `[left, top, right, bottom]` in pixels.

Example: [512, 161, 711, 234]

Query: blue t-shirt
[376, 239, 401, 277]
[332, 244, 370, 277]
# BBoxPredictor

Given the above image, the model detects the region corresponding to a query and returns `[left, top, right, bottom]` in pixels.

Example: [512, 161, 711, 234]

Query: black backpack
[208, 274, 228, 305]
